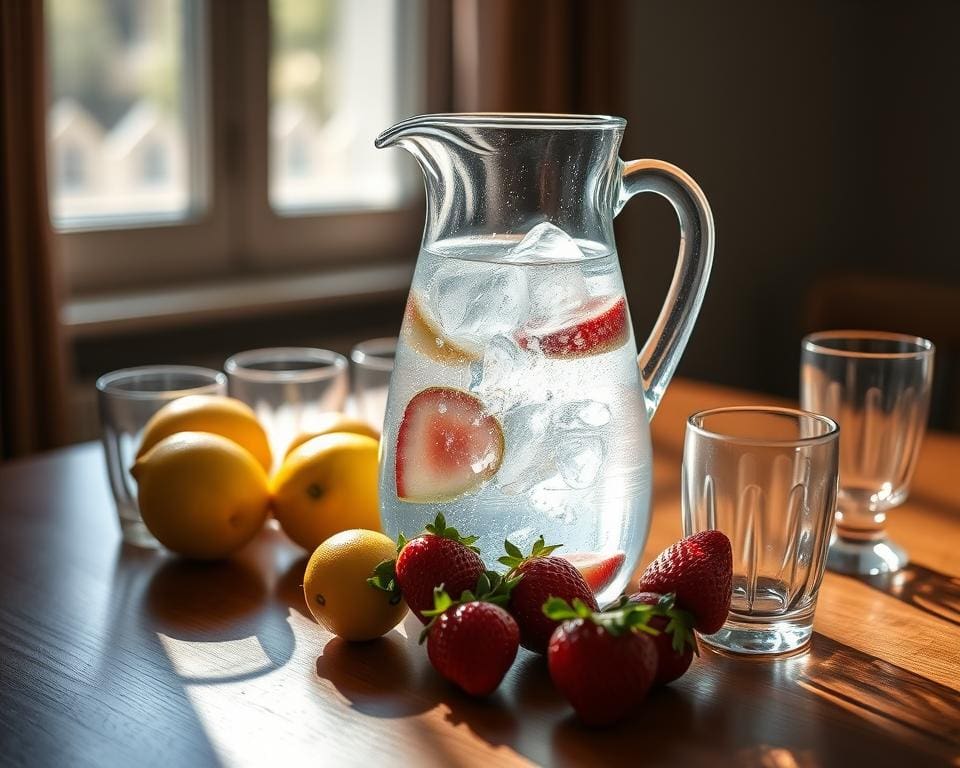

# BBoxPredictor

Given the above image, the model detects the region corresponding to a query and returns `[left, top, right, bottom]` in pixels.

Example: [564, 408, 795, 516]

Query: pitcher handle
[616, 159, 715, 420]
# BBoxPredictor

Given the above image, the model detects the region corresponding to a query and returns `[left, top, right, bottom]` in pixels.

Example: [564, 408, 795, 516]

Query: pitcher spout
[375, 113, 626, 249]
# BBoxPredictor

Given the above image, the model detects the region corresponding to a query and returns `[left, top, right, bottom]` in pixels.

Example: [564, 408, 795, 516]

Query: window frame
[55, 0, 431, 296]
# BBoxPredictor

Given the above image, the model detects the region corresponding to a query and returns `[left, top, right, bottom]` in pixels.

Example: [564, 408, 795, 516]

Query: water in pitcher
[379, 223, 651, 602]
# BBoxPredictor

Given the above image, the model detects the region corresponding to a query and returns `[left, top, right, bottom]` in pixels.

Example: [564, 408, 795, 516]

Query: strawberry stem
[498, 535, 562, 575]
[543, 597, 661, 638]
[424, 513, 481, 553]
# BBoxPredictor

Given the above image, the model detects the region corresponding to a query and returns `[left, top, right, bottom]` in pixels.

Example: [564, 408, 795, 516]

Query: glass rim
[95, 365, 226, 400]
[687, 405, 839, 448]
[224, 347, 348, 383]
[351, 337, 397, 371]
[802, 330, 935, 360]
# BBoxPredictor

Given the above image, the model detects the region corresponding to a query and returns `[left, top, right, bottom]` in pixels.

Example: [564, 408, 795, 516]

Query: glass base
[698, 606, 814, 656]
[120, 518, 160, 549]
[826, 533, 908, 576]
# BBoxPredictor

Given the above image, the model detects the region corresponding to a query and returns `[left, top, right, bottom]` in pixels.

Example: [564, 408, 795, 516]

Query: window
[47, 0, 198, 225]
[269, 0, 413, 212]
[46, 0, 425, 295]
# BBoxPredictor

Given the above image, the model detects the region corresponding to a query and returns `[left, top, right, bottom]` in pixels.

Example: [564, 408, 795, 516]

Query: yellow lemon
[303, 529, 407, 641]
[136, 394, 272, 473]
[272, 433, 380, 551]
[132, 431, 271, 559]
[284, 413, 380, 459]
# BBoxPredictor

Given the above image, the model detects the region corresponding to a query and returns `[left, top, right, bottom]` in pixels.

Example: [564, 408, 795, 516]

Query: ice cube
[555, 434, 605, 489]
[552, 400, 612, 431]
[429, 260, 528, 345]
[508, 222, 585, 264]
[495, 401, 557, 495]
[526, 262, 591, 321]
[471, 334, 539, 412]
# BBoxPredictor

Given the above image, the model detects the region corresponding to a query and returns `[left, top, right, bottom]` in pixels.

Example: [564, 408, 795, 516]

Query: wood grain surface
[0, 379, 957, 768]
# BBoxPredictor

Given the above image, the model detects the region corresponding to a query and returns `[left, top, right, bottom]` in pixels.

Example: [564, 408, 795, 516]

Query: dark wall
[612, 1, 960, 405]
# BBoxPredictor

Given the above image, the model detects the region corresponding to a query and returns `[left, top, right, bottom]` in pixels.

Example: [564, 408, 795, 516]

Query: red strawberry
[368, 514, 485, 624]
[517, 296, 628, 358]
[423, 590, 520, 697]
[626, 592, 696, 685]
[560, 551, 626, 594]
[635, 530, 733, 634]
[544, 598, 658, 726]
[500, 538, 599, 653]
[395, 387, 504, 502]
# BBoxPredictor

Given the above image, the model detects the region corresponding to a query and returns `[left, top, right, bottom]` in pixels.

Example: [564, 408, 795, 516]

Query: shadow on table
[857, 563, 960, 628]
[139, 527, 301, 685]
[797, 633, 960, 750]
[315, 629, 434, 718]
[313, 625, 960, 767]
[97, 543, 222, 764]
[275, 553, 310, 617]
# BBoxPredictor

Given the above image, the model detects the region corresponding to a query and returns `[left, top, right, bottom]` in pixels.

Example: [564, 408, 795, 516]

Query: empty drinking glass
[800, 330, 935, 576]
[224, 348, 349, 468]
[97, 365, 227, 547]
[683, 406, 839, 655]
[350, 337, 396, 431]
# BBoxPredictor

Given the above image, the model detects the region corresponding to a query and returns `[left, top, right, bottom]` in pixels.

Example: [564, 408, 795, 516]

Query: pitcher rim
[376, 113, 625, 146]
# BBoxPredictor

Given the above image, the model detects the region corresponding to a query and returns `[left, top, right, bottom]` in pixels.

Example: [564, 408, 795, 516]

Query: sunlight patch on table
[158, 633, 275, 681]
[156, 609, 349, 764]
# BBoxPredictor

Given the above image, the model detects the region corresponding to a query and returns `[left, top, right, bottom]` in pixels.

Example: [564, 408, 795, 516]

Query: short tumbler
[97, 365, 227, 547]
[682, 406, 839, 656]
[350, 337, 396, 431]
[225, 347, 349, 467]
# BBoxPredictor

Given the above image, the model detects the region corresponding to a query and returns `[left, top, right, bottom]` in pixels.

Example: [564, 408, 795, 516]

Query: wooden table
[1, 379, 958, 767]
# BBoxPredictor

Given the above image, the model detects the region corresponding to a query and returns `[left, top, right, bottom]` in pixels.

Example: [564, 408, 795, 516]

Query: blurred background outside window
[48, 0, 416, 233]
[47, 0, 193, 225]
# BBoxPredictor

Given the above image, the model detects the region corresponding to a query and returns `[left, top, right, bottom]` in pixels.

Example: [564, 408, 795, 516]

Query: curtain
[0, 0, 68, 458]
[448, 0, 629, 114]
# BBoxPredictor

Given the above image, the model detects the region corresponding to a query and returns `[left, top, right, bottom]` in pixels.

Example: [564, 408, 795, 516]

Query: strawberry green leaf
[422, 513, 481, 553]
[542, 596, 580, 620]
[544, 597, 662, 638]
[529, 536, 562, 558]
[367, 558, 402, 604]
[422, 586, 453, 618]
[504, 539, 524, 560]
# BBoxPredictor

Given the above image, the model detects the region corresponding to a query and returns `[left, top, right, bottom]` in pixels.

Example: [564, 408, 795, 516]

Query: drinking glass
[224, 348, 349, 467]
[350, 337, 396, 431]
[800, 330, 935, 576]
[97, 365, 227, 547]
[683, 406, 839, 655]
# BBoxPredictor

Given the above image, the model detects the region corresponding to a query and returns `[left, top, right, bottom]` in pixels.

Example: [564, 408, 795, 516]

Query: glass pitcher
[375, 114, 714, 602]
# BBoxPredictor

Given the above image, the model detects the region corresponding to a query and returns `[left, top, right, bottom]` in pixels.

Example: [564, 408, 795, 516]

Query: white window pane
[269, 0, 418, 213]
[46, 0, 202, 228]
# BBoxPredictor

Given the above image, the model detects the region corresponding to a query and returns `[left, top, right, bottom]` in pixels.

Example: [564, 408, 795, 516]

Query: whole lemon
[284, 413, 380, 459]
[303, 529, 407, 641]
[132, 431, 271, 559]
[272, 433, 381, 551]
[136, 394, 272, 473]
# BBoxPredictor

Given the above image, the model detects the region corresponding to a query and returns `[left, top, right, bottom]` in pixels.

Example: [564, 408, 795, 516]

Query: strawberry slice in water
[395, 387, 504, 502]
[517, 296, 629, 358]
[560, 551, 626, 593]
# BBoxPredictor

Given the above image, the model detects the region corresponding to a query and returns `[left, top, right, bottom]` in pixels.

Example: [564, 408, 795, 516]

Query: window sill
[62, 262, 414, 339]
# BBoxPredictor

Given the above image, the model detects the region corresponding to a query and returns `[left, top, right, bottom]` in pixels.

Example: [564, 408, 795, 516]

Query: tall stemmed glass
[800, 330, 935, 575]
